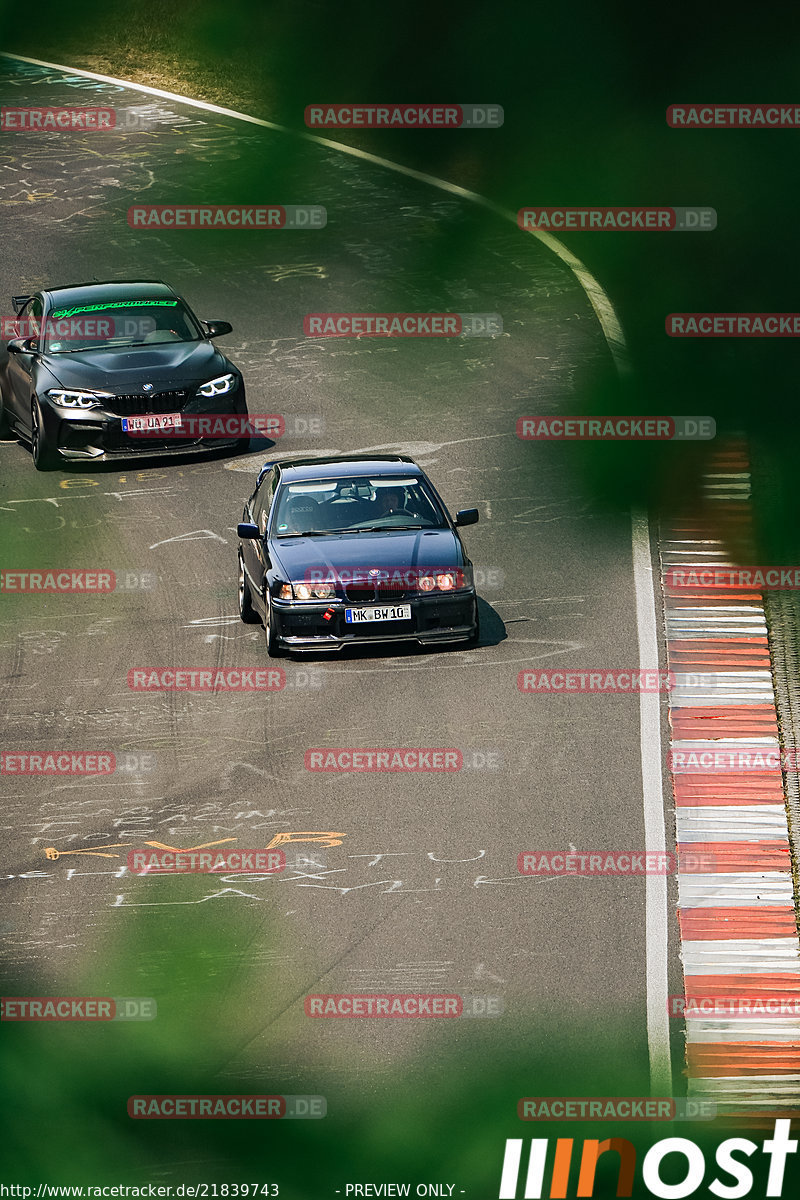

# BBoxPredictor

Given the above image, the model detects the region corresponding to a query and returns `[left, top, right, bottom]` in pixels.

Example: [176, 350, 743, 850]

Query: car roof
[43, 280, 178, 308]
[273, 455, 419, 482]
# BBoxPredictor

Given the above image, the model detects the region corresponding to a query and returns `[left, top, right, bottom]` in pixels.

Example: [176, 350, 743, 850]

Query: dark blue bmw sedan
[237, 454, 480, 656]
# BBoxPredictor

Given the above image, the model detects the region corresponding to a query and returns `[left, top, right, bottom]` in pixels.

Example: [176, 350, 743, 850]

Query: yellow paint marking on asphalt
[266, 831, 346, 849]
[44, 843, 128, 859]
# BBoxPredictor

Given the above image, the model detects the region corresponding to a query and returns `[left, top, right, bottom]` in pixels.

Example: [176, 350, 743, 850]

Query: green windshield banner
[50, 299, 178, 319]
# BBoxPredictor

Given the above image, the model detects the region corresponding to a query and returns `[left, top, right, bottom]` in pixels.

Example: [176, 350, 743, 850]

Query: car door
[242, 468, 276, 616]
[6, 296, 43, 425]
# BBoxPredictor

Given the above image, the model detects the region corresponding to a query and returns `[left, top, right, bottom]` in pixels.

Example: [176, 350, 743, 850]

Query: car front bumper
[41, 387, 247, 462]
[271, 592, 478, 651]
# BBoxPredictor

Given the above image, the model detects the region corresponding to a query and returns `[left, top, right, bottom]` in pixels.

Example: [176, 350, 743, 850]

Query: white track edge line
[632, 508, 672, 1095]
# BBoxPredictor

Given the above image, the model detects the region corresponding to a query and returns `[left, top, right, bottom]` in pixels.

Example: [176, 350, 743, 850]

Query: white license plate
[345, 605, 411, 624]
[121, 413, 183, 432]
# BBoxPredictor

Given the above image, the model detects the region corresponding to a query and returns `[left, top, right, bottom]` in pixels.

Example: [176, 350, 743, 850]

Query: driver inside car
[372, 487, 414, 519]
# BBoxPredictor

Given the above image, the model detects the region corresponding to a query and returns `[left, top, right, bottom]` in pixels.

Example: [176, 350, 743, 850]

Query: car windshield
[272, 476, 447, 537]
[43, 298, 203, 353]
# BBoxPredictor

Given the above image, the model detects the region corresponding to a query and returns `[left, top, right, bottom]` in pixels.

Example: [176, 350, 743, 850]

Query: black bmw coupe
[237, 455, 481, 655]
[0, 279, 247, 469]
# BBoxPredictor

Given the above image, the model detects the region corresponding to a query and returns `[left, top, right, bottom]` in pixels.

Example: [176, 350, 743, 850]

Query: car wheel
[31, 400, 57, 471]
[464, 604, 481, 647]
[263, 591, 284, 658]
[0, 389, 10, 438]
[237, 552, 260, 624]
[234, 401, 251, 452]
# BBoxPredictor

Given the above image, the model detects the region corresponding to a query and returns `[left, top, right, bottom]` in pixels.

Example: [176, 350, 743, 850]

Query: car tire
[237, 552, 260, 624]
[234, 400, 251, 453]
[263, 591, 285, 657]
[0, 389, 10, 438]
[31, 399, 57, 471]
[464, 604, 481, 647]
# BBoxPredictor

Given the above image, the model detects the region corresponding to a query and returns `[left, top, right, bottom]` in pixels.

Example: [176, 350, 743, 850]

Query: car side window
[253, 470, 276, 536]
[18, 297, 42, 340]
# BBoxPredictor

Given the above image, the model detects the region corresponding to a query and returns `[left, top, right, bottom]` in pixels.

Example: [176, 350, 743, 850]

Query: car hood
[271, 528, 464, 579]
[41, 341, 229, 390]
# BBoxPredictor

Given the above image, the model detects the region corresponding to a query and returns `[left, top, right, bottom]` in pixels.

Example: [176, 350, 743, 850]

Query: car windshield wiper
[47, 339, 196, 353]
[46, 343, 143, 353]
[275, 529, 331, 538]
[350, 524, 427, 532]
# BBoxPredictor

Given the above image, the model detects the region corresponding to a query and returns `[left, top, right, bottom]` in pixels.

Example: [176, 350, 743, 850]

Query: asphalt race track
[0, 59, 682, 1168]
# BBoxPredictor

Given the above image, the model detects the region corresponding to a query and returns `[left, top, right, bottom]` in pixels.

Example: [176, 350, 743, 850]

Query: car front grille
[102, 389, 190, 416]
[102, 426, 200, 452]
[342, 584, 412, 603]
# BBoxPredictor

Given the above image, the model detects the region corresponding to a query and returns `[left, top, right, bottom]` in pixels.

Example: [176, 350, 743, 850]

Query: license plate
[345, 605, 411, 624]
[121, 413, 183, 432]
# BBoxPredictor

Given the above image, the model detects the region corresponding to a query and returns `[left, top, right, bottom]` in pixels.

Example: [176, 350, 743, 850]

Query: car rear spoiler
[11, 295, 32, 314]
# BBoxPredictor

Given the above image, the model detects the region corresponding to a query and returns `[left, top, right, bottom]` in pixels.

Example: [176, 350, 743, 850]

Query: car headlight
[418, 570, 464, 592]
[198, 373, 237, 397]
[294, 582, 336, 600]
[46, 388, 113, 409]
[278, 582, 336, 600]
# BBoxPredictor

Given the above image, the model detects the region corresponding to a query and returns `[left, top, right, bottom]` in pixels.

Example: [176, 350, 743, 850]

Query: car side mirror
[6, 337, 37, 353]
[455, 508, 479, 527]
[204, 320, 233, 338]
[237, 522, 260, 539]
